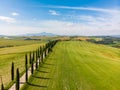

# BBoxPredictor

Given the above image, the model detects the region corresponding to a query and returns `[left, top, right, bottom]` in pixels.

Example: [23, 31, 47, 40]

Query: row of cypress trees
[0, 40, 58, 90]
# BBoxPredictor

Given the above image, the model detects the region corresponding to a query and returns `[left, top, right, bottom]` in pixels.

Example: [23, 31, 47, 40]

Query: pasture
[22, 41, 120, 90]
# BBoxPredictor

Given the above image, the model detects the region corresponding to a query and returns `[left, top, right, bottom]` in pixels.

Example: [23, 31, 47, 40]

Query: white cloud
[11, 12, 19, 16]
[0, 16, 16, 23]
[1, 5, 120, 36]
[0, 19, 120, 36]
[40, 5, 120, 13]
[49, 10, 60, 16]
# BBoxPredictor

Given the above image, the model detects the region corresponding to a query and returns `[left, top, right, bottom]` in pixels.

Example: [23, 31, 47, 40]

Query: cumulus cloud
[0, 16, 16, 23]
[11, 12, 19, 16]
[49, 10, 60, 16]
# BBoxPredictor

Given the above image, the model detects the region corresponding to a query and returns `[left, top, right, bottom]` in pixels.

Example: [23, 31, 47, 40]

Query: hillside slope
[22, 41, 120, 90]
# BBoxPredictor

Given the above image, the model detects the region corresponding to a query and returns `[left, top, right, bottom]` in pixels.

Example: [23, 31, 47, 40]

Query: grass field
[0, 36, 59, 48]
[22, 41, 120, 90]
[0, 43, 45, 88]
[0, 38, 44, 48]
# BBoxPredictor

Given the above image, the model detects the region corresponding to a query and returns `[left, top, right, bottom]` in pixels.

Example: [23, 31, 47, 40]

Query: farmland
[0, 38, 45, 88]
[0, 38, 43, 48]
[22, 41, 120, 90]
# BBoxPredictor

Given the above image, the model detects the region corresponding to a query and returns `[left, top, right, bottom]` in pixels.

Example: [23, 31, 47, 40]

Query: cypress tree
[31, 58, 34, 74]
[38, 49, 40, 58]
[33, 51, 35, 62]
[1, 83, 4, 90]
[29, 52, 32, 64]
[25, 54, 28, 82]
[11, 62, 14, 81]
[44, 45, 47, 57]
[41, 52, 43, 63]
[40, 47, 42, 63]
[36, 51, 38, 69]
[16, 68, 20, 90]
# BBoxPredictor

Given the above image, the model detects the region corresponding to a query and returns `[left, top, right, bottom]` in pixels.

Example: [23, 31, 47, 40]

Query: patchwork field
[22, 41, 120, 90]
[0, 43, 45, 88]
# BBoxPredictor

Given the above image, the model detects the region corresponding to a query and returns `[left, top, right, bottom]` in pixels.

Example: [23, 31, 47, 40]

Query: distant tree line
[87, 38, 115, 44]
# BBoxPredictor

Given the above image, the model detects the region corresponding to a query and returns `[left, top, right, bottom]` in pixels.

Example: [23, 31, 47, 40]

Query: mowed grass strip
[0, 43, 45, 87]
[22, 41, 120, 90]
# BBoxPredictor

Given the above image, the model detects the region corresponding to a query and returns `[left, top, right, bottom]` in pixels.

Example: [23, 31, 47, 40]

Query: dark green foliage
[11, 62, 14, 81]
[41, 52, 43, 63]
[35, 51, 38, 69]
[44, 45, 47, 57]
[1, 83, 4, 90]
[16, 68, 20, 90]
[36, 50, 38, 60]
[25, 54, 28, 82]
[32, 51, 35, 62]
[31, 58, 34, 74]
[29, 52, 32, 64]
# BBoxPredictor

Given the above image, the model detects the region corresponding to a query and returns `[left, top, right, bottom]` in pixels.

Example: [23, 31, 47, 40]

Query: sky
[0, 0, 120, 36]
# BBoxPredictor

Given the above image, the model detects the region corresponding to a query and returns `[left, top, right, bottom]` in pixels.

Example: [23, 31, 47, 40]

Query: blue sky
[0, 0, 120, 35]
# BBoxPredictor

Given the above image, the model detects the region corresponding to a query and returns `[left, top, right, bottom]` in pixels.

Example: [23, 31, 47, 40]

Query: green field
[0, 36, 58, 48]
[22, 41, 120, 90]
[0, 43, 45, 88]
[0, 38, 44, 48]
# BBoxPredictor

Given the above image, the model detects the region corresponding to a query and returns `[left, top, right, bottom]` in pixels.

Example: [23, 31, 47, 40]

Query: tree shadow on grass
[36, 70, 50, 73]
[27, 82, 47, 88]
[44, 63, 55, 65]
[32, 75, 51, 80]
[40, 66, 49, 69]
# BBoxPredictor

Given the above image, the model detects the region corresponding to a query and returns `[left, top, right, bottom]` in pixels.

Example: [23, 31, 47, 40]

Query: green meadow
[0, 38, 43, 48]
[0, 42, 45, 88]
[22, 41, 120, 90]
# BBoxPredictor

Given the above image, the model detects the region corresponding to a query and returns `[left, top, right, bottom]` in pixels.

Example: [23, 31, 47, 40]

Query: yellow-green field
[0, 43, 45, 88]
[0, 38, 43, 48]
[22, 41, 120, 90]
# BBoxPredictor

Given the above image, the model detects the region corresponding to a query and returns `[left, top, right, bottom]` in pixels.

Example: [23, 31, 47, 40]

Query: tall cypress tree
[33, 51, 35, 62]
[35, 51, 38, 69]
[29, 52, 32, 64]
[25, 54, 28, 82]
[1, 83, 4, 90]
[11, 62, 14, 81]
[41, 52, 43, 63]
[37, 50, 40, 65]
[31, 58, 34, 74]
[16, 68, 20, 90]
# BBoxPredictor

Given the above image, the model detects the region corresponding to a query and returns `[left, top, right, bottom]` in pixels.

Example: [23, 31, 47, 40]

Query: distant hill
[25, 32, 56, 36]
[0, 35, 4, 37]
[110, 35, 120, 38]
